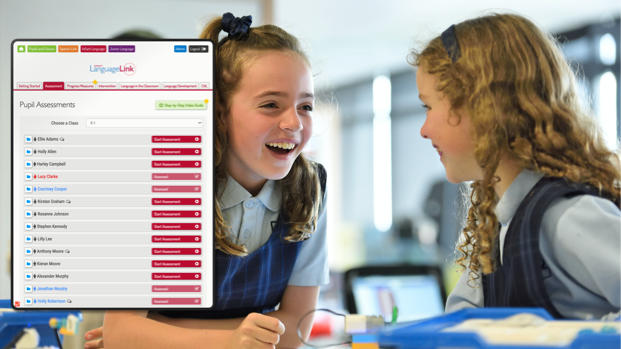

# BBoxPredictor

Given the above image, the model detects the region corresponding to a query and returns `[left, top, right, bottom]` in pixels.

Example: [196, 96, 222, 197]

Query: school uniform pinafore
[482, 177, 603, 318]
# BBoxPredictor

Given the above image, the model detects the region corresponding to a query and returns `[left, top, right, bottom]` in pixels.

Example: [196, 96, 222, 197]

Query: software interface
[353, 275, 444, 322]
[12, 40, 214, 309]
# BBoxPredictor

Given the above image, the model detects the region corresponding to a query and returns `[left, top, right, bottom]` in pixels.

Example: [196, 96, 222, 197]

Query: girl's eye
[260, 102, 278, 109]
[421, 104, 431, 111]
[300, 104, 313, 112]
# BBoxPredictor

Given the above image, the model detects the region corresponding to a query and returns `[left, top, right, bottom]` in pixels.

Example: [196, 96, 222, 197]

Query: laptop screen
[350, 272, 445, 322]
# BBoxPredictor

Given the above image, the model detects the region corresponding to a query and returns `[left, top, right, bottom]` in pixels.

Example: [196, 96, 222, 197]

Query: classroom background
[0, 0, 619, 347]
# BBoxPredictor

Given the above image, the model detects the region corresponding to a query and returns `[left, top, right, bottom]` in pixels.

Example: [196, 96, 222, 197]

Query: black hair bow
[221, 12, 253, 41]
[441, 24, 461, 63]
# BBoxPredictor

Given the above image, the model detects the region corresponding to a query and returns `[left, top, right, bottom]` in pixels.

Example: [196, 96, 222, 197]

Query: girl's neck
[230, 173, 267, 196]
[493, 155, 523, 198]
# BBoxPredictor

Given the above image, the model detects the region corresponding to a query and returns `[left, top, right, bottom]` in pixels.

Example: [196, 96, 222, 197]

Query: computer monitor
[344, 265, 446, 322]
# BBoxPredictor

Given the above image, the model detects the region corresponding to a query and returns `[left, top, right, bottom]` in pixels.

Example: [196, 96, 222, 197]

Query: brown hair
[410, 13, 620, 279]
[200, 16, 323, 256]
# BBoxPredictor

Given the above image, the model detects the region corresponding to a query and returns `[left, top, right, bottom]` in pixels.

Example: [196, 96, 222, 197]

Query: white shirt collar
[219, 175, 281, 212]
[495, 169, 544, 225]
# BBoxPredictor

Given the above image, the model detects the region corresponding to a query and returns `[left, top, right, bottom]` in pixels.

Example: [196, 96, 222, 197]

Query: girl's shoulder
[542, 193, 620, 246]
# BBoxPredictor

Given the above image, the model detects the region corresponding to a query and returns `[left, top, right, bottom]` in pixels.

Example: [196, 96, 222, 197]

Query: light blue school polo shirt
[219, 176, 329, 286]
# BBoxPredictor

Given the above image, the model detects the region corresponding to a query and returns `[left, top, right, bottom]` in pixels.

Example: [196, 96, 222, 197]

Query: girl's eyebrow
[255, 91, 315, 99]
[255, 91, 286, 99]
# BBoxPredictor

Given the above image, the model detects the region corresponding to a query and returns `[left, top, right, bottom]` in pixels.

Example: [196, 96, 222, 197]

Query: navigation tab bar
[14, 82, 211, 91]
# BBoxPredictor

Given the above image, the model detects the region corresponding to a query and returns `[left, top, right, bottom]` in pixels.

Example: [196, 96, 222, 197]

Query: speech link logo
[89, 63, 136, 76]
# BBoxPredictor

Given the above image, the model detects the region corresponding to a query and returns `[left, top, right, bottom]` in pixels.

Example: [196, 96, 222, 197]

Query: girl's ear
[447, 109, 463, 127]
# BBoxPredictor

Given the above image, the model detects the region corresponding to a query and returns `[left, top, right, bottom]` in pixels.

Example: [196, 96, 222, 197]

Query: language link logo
[89, 63, 136, 76]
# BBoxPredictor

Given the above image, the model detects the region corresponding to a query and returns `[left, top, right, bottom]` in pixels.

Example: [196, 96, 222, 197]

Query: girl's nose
[280, 108, 303, 132]
[420, 118, 430, 139]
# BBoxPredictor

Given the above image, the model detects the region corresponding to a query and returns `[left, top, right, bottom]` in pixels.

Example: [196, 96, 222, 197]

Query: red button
[152, 285, 201, 292]
[152, 273, 201, 280]
[43, 82, 64, 90]
[152, 198, 201, 205]
[152, 211, 201, 218]
[152, 260, 201, 267]
[152, 223, 201, 230]
[151, 297, 201, 305]
[152, 173, 201, 180]
[152, 148, 201, 155]
[152, 248, 201, 255]
[152, 136, 201, 143]
[151, 235, 201, 243]
[152, 186, 201, 193]
[152, 161, 201, 168]
[81, 45, 106, 52]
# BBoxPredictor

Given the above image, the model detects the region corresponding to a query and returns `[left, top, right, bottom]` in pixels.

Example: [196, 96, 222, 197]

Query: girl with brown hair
[85, 12, 327, 348]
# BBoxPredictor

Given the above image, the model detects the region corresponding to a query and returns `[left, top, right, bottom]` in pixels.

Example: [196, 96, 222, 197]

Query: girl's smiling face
[226, 50, 314, 194]
[417, 66, 482, 183]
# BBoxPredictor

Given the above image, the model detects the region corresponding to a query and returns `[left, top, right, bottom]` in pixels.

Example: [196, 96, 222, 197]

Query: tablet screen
[12, 40, 214, 309]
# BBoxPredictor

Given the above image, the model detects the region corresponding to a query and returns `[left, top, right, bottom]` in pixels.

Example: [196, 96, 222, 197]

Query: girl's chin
[261, 164, 295, 181]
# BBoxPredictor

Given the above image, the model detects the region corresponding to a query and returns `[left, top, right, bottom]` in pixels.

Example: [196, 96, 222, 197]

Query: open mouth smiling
[265, 142, 297, 154]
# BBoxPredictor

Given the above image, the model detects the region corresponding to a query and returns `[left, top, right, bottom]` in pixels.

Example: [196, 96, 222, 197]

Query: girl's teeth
[267, 142, 295, 150]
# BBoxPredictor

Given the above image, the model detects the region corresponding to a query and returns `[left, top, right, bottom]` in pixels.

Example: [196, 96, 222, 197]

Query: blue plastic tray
[0, 299, 82, 348]
[370, 308, 620, 349]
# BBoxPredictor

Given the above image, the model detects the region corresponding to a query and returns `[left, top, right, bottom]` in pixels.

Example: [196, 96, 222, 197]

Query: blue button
[174, 45, 187, 53]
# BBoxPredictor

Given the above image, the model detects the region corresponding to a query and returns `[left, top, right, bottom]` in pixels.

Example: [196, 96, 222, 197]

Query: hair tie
[221, 12, 252, 42]
[441, 24, 461, 63]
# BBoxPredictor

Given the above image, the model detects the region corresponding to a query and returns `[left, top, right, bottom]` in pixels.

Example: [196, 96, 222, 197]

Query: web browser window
[11, 40, 214, 309]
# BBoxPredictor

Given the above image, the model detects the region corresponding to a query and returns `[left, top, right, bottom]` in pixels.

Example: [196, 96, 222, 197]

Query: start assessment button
[155, 100, 208, 110]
